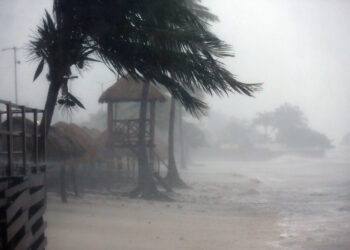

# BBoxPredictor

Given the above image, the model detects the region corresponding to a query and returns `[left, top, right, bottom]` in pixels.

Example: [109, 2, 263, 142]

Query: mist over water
[191, 147, 350, 249]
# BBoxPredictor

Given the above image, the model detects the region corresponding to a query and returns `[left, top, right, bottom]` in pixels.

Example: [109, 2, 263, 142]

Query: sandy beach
[45, 150, 350, 250]
[45, 164, 280, 250]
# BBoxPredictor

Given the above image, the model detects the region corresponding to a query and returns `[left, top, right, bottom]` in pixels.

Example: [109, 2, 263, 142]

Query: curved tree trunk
[38, 74, 63, 159]
[131, 81, 166, 200]
[39, 79, 61, 135]
[165, 97, 187, 188]
[178, 104, 187, 169]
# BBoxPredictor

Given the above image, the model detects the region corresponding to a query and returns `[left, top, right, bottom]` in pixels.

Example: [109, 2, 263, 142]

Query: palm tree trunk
[165, 97, 187, 188]
[178, 104, 187, 169]
[38, 75, 62, 159]
[40, 80, 61, 135]
[131, 81, 160, 199]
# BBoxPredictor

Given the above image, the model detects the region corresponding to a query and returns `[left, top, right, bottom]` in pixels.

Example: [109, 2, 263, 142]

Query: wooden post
[127, 156, 130, 179]
[132, 158, 136, 178]
[60, 164, 67, 203]
[6, 103, 13, 176]
[107, 103, 113, 134]
[113, 103, 118, 121]
[149, 101, 156, 172]
[21, 106, 27, 175]
[158, 157, 160, 175]
[71, 165, 78, 197]
[33, 110, 39, 173]
[42, 110, 47, 164]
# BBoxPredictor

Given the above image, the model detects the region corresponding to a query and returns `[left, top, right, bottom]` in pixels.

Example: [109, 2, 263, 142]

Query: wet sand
[45, 168, 280, 250]
[45, 148, 350, 249]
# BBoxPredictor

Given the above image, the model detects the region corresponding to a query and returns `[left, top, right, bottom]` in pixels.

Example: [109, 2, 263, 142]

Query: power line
[2, 46, 23, 104]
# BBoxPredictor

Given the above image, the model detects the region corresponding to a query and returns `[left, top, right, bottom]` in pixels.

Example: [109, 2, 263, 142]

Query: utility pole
[2, 46, 21, 104]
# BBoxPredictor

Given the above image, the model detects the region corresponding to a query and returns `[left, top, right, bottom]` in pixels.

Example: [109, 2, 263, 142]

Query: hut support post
[149, 101, 156, 172]
[60, 164, 67, 203]
[127, 156, 130, 179]
[71, 164, 78, 197]
[133, 158, 136, 179]
[107, 103, 113, 134]
[113, 103, 118, 121]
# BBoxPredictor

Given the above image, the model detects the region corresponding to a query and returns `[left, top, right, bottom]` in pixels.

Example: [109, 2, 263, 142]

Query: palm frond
[38, 0, 261, 115]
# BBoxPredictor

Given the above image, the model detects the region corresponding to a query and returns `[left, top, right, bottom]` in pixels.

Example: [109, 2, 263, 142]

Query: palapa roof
[51, 122, 102, 162]
[99, 75, 166, 103]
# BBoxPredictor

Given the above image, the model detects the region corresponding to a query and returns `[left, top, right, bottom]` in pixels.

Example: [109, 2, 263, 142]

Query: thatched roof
[47, 126, 86, 161]
[99, 75, 166, 103]
[52, 122, 102, 162]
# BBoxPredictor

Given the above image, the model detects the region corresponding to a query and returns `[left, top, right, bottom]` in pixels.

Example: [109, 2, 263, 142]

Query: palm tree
[29, 0, 261, 199]
[178, 104, 187, 170]
[29, 11, 92, 151]
[165, 97, 187, 188]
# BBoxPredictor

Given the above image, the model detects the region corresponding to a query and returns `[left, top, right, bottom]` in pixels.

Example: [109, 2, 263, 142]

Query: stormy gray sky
[0, 0, 349, 142]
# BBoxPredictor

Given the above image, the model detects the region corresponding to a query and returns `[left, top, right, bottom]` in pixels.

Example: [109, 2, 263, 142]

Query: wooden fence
[0, 175, 46, 249]
[0, 100, 46, 250]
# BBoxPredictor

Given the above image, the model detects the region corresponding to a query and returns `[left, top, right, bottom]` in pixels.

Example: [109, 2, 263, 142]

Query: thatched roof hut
[99, 75, 166, 103]
[52, 122, 102, 162]
[47, 126, 86, 161]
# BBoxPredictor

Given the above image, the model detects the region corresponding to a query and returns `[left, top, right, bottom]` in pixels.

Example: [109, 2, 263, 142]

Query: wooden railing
[0, 100, 47, 250]
[0, 100, 46, 176]
[112, 119, 152, 147]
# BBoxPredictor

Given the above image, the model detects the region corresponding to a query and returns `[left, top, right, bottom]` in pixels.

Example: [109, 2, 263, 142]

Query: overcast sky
[0, 0, 349, 142]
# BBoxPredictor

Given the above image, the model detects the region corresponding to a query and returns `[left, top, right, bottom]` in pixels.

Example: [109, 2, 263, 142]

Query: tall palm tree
[178, 104, 187, 170]
[29, 0, 261, 199]
[165, 97, 187, 188]
[29, 11, 93, 151]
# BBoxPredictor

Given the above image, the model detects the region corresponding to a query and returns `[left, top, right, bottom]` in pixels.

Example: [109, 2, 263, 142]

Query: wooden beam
[149, 101, 156, 170]
[42, 110, 47, 163]
[6, 103, 13, 176]
[35, 236, 47, 250]
[107, 103, 113, 134]
[113, 103, 118, 121]
[21, 106, 27, 175]
[6, 190, 30, 222]
[33, 110, 39, 171]
[5, 179, 29, 198]
[28, 204, 46, 229]
[14, 231, 32, 250]
[7, 209, 28, 242]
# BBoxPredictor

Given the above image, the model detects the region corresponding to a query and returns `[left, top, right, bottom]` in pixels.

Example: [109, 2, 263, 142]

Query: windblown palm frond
[32, 0, 261, 116]
[51, 0, 261, 115]
[28, 11, 95, 81]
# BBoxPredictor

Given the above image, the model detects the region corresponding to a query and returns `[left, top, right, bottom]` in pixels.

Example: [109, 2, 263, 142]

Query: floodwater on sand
[193, 147, 350, 250]
[45, 147, 350, 250]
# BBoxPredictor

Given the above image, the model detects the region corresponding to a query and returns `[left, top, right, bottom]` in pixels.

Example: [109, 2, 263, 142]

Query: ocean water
[241, 148, 350, 249]
[192, 146, 350, 249]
